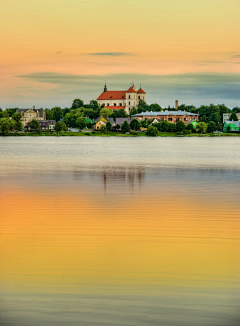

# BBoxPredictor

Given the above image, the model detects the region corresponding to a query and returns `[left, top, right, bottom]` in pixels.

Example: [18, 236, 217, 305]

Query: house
[223, 121, 240, 132]
[94, 117, 115, 130]
[97, 83, 146, 114]
[16, 106, 46, 126]
[25, 120, 56, 131]
[132, 110, 199, 124]
[223, 113, 240, 123]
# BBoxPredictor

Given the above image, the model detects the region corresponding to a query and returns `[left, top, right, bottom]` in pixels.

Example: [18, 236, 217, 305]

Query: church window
[107, 103, 109, 106]
[138, 96, 140, 99]
[129, 102, 130, 105]
[114, 103, 116, 106]
[129, 95, 130, 99]
[120, 103, 122, 106]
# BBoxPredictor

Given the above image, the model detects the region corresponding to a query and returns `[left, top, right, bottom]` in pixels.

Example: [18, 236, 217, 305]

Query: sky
[1, 0, 240, 108]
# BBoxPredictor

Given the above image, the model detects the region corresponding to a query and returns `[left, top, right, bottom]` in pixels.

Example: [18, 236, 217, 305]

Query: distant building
[94, 117, 115, 130]
[25, 120, 56, 131]
[97, 83, 146, 114]
[223, 121, 240, 132]
[16, 106, 46, 125]
[223, 113, 240, 123]
[115, 118, 133, 125]
[132, 110, 199, 124]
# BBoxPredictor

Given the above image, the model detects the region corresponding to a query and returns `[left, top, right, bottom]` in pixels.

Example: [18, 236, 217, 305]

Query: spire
[104, 81, 107, 92]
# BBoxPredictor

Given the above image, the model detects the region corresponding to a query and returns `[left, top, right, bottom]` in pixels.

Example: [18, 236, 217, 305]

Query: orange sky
[1, 0, 240, 107]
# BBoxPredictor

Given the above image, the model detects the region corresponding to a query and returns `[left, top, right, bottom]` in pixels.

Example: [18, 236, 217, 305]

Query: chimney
[175, 100, 178, 110]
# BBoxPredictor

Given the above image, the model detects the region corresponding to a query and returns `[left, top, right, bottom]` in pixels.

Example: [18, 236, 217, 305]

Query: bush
[121, 121, 130, 133]
[146, 126, 158, 136]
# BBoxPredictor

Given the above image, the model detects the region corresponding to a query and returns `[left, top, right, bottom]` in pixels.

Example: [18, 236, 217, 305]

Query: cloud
[16, 72, 240, 108]
[231, 54, 240, 58]
[55, 51, 62, 55]
[87, 52, 131, 56]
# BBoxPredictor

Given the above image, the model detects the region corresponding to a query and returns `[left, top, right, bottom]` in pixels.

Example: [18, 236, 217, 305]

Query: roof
[137, 88, 146, 94]
[132, 110, 199, 117]
[116, 118, 133, 125]
[126, 86, 137, 93]
[224, 121, 240, 127]
[104, 106, 125, 110]
[97, 91, 126, 100]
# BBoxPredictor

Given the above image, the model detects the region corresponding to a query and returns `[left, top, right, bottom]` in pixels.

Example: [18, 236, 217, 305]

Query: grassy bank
[1, 131, 240, 137]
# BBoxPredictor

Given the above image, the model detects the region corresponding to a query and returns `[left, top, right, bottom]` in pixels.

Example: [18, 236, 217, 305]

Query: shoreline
[1, 132, 240, 137]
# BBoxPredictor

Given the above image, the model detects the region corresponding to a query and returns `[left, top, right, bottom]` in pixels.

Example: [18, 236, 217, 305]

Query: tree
[116, 124, 120, 131]
[229, 112, 238, 121]
[130, 119, 141, 131]
[141, 119, 151, 128]
[30, 119, 40, 133]
[72, 99, 84, 110]
[52, 107, 63, 122]
[196, 122, 207, 134]
[106, 121, 112, 131]
[61, 122, 68, 131]
[168, 123, 176, 132]
[15, 120, 23, 131]
[45, 109, 53, 120]
[54, 121, 62, 133]
[161, 120, 169, 132]
[129, 107, 138, 116]
[100, 124, 106, 133]
[100, 108, 112, 118]
[207, 121, 216, 133]
[12, 112, 22, 122]
[227, 124, 231, 133]
[0, 118, 11, 135]
[176, 121, 186, 132]
[148, 103, 162, 112]
[146, 125, 158, 136]
[115, 109, 128, 118]
[76, 117, 86, 130]
[121, 121, 130, 133]
[186, 123, 194, 131]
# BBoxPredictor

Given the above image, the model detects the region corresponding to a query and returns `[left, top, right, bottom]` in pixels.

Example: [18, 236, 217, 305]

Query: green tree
[100, 124, 106, 133]
[12, 112, 22, 122]
[186, 123, 194, 131]
[148, 103, 162, 112]
[130, 119, 141, 131]
[52, 107, 63, 122]
[121, 121, 130, 133]
[227, 124, 231, 132]
[146, 125, 158, 136]
[100, 108, 112, 118]
[129, 107, 138, 116]
[15, 120, 23, 131]
[54, 121, 62, 133]
[76, 117, 86, 130]
[116, 124, 120, 130]
[106, 121, 112, 131]
[176, 121, 186, 132]
[141, 119, 151, 128]
[30, 119, 40, 133]
[61, 122, 68, 131]
[207, 121, 216, 133]
[72, 99, 84, 110]
[161, 120, 169, 132]
[45, 109, 54, 120]
[229, 112, 238, 121]
[196, 122, 207, 134]
[0, 118, 11, 135]
[168, 123, 176, 132]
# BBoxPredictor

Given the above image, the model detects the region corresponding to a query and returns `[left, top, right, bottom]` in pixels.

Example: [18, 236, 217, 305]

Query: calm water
[0, 137, 240, 326]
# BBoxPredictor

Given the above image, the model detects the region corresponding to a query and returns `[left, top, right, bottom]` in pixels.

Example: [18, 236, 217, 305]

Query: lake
[0, 137, 240, 326]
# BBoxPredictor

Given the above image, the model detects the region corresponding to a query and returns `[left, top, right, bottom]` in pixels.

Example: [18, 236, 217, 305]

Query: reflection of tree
[102, 168, 145, 190]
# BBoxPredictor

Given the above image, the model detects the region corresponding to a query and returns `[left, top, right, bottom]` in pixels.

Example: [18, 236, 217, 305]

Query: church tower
[104, 82, 107, 92]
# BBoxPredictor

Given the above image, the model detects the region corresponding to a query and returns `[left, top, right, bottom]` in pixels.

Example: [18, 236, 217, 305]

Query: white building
[97, 84, 146, 114]
[223, 112, 240, 123]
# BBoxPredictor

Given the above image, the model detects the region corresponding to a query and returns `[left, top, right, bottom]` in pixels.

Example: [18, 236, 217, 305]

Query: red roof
[104, 106, 125, 110]
[97, 91, 126, 100]
[126, 86, 137, 93]
[137, 88, 146, 94]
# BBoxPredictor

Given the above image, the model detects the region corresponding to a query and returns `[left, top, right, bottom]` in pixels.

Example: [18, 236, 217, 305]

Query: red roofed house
[97, 83, 146, 114]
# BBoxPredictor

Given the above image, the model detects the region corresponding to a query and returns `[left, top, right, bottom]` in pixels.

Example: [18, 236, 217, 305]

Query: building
[223, 121, 240, 132]
[16, 106, 46, 125]
[25, 120, 56, 131]
[97, 83, 146, 114]
[115, 118, 133, 126]
[223, 112, 240, 123]
[132, 110, 199, 124]
[94, 117, 115, 130]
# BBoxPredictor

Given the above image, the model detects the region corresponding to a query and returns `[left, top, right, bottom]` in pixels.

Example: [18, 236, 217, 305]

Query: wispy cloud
[87, 52, 132, 57]
[55, 51, 63, 55]
[231, 54, 240, 58]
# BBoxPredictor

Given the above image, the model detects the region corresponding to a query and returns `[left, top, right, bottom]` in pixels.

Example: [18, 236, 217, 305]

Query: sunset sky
[1, 0, 240, 108]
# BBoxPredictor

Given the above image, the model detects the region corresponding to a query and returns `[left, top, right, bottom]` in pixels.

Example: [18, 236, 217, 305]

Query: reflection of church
[102, 169, 145, 190]
[97, 83, 146, 114]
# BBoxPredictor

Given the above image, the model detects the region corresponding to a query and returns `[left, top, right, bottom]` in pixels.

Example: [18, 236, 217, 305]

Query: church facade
[97, 84, 146, 114]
